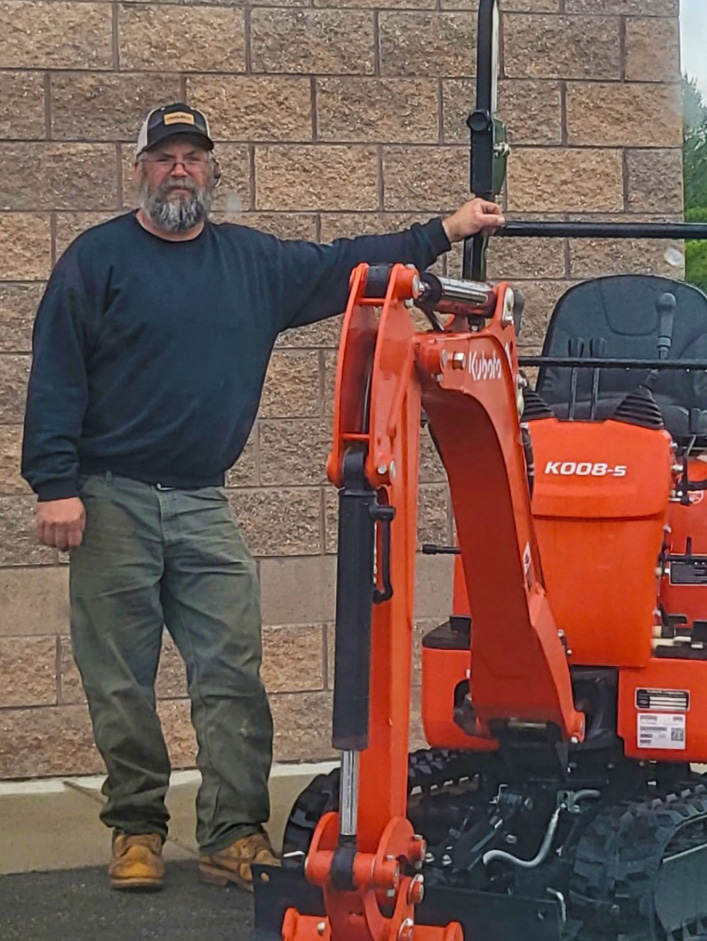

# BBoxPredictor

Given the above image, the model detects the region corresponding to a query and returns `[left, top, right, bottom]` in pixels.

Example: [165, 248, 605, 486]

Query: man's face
[136, 137, 217, 233]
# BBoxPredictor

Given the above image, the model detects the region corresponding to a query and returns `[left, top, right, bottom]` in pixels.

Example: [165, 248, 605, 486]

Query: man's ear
[132, 160, 140, 184]
[213, 158, 222, 187]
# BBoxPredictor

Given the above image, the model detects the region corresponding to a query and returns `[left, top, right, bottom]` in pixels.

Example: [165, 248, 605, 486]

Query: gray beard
[139, 176, 214, 233]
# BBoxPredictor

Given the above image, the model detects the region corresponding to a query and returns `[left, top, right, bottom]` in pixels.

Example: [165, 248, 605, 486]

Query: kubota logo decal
[544, 461, 627, 478]
[469, 350, 502, 381]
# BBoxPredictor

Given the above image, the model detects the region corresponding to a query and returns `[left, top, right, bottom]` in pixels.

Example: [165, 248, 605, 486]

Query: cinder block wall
[0, 0, 682, 778]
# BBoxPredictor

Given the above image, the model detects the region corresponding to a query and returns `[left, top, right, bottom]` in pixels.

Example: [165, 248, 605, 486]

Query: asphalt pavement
[0, 860, 254, 941]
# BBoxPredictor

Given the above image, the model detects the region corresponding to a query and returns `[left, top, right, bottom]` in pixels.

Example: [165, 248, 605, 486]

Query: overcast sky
[681, 0, 707, 96]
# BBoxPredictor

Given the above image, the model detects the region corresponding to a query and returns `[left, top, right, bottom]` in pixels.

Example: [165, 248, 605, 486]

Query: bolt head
[502, 289, 515, 325]
[377, 464, 388, 475]
[317, 922, 327, 937]
[407, 873, 425, 905]
[397, 918, 415, 941]
[410, 836, 426, 862]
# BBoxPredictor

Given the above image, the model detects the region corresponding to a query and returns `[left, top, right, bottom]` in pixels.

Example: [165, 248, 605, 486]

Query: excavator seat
[535, 274, 707, 440]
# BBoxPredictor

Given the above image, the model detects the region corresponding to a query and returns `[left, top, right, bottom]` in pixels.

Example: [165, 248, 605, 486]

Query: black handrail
[500, 222, 707, 241]
[519, 358, 707, 371]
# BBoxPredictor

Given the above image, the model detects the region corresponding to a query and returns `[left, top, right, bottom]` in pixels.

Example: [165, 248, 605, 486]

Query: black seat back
[535, 275, 707, 438]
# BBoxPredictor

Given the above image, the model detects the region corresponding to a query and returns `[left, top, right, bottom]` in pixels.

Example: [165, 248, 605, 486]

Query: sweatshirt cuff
[425, 217, 452, 256]
[36, 479, 80, 502]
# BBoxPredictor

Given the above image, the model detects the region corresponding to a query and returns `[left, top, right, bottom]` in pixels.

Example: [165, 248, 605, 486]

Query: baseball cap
[136, 103, 214, 158]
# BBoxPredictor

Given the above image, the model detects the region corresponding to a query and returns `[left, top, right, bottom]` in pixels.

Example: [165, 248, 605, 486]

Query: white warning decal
[637, 712, 686, 751]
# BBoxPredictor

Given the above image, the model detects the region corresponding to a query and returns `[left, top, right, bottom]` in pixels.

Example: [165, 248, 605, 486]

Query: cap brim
[138, 124, 214, 156]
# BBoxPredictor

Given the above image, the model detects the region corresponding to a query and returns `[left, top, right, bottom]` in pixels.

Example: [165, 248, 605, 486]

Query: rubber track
[282, 749, 472, 857]
[570, 782, 707, 940]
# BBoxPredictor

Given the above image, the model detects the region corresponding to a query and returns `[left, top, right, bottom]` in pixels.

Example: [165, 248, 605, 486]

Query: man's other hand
[36, 497, 86, 550]
[442, 197, 505, 244]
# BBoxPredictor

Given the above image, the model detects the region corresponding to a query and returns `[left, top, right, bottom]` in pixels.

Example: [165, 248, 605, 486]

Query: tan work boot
[109, 833, 165, 891]
[199, 831, 280, 892]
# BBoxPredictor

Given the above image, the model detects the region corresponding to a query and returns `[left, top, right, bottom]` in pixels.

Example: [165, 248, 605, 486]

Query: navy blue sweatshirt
[22, 211, 450, 501]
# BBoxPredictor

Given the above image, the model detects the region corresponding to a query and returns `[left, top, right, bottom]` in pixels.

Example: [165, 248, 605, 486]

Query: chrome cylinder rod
[339, 750, 360, 838]
[417, 273, 496, 318]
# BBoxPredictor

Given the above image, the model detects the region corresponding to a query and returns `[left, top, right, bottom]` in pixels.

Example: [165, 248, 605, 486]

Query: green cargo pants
[69, 471, 272, 854]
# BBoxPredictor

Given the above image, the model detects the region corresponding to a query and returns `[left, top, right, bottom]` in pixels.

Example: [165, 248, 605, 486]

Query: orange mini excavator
[254, 2, 707, 938]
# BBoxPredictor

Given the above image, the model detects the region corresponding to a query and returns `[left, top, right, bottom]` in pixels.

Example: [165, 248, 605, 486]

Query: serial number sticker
[637, 712, 686, 751]
[635, 688, 689, 712]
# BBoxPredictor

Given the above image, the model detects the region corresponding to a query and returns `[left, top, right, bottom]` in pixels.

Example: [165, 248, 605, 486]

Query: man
[21, 102, 505, 893]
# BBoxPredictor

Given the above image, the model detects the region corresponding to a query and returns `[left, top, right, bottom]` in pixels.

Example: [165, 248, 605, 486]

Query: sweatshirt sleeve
[21, 241, 96, 501]
[276, 217, 451, 331]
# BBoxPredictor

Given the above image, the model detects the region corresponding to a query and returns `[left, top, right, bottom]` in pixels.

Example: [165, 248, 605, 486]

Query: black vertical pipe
[465, 0, 500, 280]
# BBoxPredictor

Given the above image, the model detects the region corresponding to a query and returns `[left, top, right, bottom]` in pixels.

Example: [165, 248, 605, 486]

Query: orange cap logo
[164, 112, 196, 126]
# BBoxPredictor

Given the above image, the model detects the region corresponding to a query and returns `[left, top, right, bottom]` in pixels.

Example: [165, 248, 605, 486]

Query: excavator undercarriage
[276, 748, 707, 940]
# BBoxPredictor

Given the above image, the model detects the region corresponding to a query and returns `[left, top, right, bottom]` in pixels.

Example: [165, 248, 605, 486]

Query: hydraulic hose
[482, 790, 601, 870]
[482, 806, 562, 870]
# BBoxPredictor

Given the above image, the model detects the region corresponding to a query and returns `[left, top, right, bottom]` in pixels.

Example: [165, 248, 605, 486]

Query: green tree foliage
[684, 76, 707, 291]
[686, 207, 707, 291]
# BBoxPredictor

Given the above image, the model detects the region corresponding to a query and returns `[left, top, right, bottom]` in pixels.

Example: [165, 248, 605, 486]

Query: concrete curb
[0, 761, 337, 875]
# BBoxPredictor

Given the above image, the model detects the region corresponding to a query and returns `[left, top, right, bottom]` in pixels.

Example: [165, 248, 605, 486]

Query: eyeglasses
[143, 155, 211, 171]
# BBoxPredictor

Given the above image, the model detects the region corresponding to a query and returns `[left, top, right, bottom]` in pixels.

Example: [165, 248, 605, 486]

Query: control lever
[657, 292, 677, 360]
[644, 292, 677, 390]
[568, 337, 585, 420]
[589, 337, 607, 420]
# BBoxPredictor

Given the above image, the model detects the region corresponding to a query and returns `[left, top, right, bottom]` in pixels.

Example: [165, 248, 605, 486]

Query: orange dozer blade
[252, 865, 564, 941]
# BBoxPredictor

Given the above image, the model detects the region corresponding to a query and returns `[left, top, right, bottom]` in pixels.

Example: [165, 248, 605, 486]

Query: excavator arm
[418, 296, 584, 743]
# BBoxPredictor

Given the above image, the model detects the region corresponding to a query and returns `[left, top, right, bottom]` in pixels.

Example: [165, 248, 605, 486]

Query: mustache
[161, 177, 200, 195]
